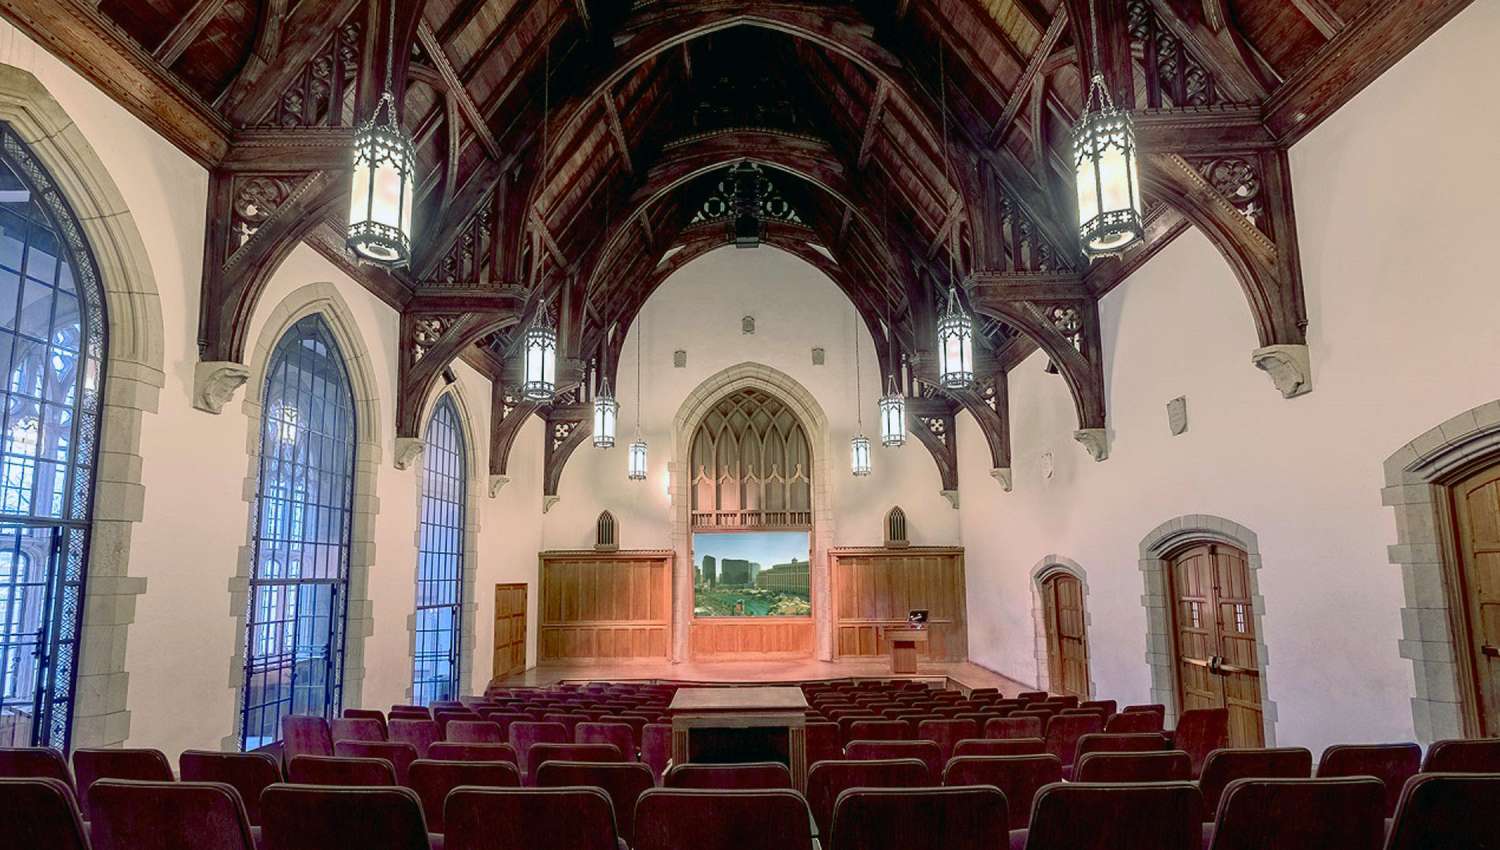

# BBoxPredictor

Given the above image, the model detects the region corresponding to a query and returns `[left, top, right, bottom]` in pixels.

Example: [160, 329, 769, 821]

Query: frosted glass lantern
[879, 378, 905, 448]
[937, 287, 973, 390]
[592, 378, 618, 448]
[347, 92, 415, 266]
[1074, 74, 1144, 258]
[628, 438, 648, 481]
[521, 321, 556, 401]
[850, 433, 872, 477]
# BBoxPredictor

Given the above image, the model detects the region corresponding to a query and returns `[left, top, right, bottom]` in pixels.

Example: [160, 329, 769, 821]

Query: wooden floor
[494, 658, 1033, 695]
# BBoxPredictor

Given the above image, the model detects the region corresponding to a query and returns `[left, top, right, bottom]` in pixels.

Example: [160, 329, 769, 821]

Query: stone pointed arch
[1138, 514, 1278, 743]
[223, 281, 384, 748]
[0, 63, 166, 748]
[671, 362, 833, 661]
[1029, 555, 1094, 696]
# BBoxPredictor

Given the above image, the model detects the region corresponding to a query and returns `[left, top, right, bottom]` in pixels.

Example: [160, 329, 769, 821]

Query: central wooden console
[668, 686, 810, 789]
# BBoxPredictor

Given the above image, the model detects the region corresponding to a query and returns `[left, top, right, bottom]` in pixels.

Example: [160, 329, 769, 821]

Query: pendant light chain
[635, 316, 642, 435]
[854, 314, 863, 429]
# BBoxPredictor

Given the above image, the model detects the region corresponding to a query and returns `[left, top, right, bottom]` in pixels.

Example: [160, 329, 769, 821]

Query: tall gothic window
[0, 126, 107, 751]
[240, 314, 356, 749]
[412, 395, 466, 704]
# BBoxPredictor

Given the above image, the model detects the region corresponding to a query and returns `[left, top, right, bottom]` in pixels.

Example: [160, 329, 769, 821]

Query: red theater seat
[88, 779, 256, 850]
[1042, 714, 1104, 768]
[850, 719, 911, 741]
[828, 786, 1007, 850]
[333, 741, 418, 784]
[426, 741, 517, 764]
[1385, 772, 1500, 850]
[1421, 738, 1500, 773]
[388, 719, 440, 759]
[446, 720, 506, 744]
[0, 777, 88, 850]
[665, 760, 793, 789]
[332, 717, 386, 744]
[407, 759, 520, 831]
[445, 786, 620, 850]
[279, 716, 334, 762]
[635, 788, 816, 850]
[1072, 750, 1192, 783]
[261, 784, 430, 850]
[954, 738, 1046, 758]
[985, 717, 1043, 740]
[806, 758, 930, 837]
[1196, 747, 1312, 820]
[0, 746, 74, 791]
[941, 754, 1061, 830]
[1206, 777, 1385, 850]
[536, 760, 655, 845]
[72, 747, 173, 812]
[576, 721, 636, 758]
[1315, 743, 1421, 816]
[916, 719, 980, 764]
[287, 755, 396, 787]
[178, 750, 282, 826]
[1173, 709, 1229, 779]
[846, 739, 944, 778]
[1025, 781, 1201, 850]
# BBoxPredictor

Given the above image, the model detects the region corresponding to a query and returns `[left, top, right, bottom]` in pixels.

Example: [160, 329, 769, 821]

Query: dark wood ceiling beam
[990, 9, 1068, 147]
[0, 0, 231, 165]
[153, 0, 227, 66]
[1289, 0, 1345, 40]
[856, 80, 890, 168]
[602, 92, 633, 174]
[436, 0, 488, 42]
[219, 0, 363, 124]
[1263, 0, 1474, 143]
[458, 0, 557, 84]
[1147, 0, 1272, 101]
[415, 20, 502, 159]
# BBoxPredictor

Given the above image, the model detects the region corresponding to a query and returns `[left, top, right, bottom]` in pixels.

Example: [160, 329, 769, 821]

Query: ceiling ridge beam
[153, 0, 228, 66]
[415, 19, 503, 159]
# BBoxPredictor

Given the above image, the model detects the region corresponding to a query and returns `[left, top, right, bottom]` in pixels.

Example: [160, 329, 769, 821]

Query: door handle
[1483, 645, 1499, 658]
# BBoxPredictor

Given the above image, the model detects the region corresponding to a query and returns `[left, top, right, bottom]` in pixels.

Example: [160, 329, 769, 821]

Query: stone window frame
[404, 384, 483, 701]
[1029, 555, 1095, 696]
[1138, 514, 1278, 744]
[0, 66, 166, 748]
[1382, 400, 1500, 743]
[669, 362, 834, 661]
[221, 283, 382, 749]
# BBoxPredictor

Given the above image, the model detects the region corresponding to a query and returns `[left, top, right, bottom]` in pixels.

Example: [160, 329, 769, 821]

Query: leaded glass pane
[0, 124, 106, 752]
[412, 396, 465, 705]
[240, 314, 356, 750]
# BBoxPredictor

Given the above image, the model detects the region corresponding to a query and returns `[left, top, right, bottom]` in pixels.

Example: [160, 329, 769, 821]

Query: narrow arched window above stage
[413, 394, 467, 705]
[241, 314, 356, 749]
[0, 125, 107, 751]
[595, 511, 618, 551]
[885, 506, 909, 549]
[689, 388, 812, 530]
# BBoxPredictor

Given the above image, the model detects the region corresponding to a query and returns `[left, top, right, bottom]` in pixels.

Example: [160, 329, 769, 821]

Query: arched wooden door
[1041, 571, 1089, 697]
[1168, 543, 1264, 746]
[1450, 462, 1500, 736]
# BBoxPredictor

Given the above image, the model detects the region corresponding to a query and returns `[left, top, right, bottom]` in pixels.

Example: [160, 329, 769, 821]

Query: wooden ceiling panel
[1231, 0, 1334, 77]
[166, 0, 258, 101]
[99, 0, 199, 49]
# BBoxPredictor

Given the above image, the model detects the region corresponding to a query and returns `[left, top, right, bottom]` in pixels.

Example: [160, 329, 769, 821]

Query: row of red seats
[3, 755, 1497, 849]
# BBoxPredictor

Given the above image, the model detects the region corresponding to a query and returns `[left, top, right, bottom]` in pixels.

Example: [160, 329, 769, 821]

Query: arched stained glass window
[0, 125, 107, 751]
[240, 314, 356, 749]
[413, 395, 466, 704]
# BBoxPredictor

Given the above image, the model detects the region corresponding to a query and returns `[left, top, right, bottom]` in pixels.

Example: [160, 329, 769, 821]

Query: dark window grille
[0, 124, 106, 752]
[413, 395, 465, 705]
[240, 314, 356, 749]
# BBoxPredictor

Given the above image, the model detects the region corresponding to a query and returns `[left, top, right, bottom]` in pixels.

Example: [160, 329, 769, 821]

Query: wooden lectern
[885, 627, 930, 674]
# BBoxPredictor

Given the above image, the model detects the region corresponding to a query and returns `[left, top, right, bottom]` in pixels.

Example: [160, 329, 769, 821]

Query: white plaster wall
[543, 246, 959, 551]
[959, 0, 1500, 752]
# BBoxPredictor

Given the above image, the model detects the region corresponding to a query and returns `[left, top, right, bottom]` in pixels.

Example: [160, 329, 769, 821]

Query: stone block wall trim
[221, 283, 383, 750]
[1382, 399, 1500, 743]
[1137, 514, 1278, 745]
[0, 65, 166, 749]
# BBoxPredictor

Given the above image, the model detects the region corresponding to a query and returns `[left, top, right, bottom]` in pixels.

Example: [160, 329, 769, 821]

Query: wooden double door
[1168, 543, 1264, 747]
[1450, 462, 1500, 736]
[1040, 571, 1090, 697]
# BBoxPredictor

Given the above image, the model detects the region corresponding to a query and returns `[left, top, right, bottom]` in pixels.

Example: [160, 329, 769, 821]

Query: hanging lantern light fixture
[628, 316, 648, 481]
[937, 287, 974, 389]
[521, 302, 556, 401]
[1073, 0, 1144, 258]
[879, 373, 906, 448]
[592, 375, 618, 449]
[850, 316, 872, 477]
[347, 0, 415, 266]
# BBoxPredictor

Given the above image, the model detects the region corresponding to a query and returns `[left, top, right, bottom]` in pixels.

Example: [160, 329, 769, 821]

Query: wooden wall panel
[832, 547, 968, 662]
[538, 550, 672, 663]
[689, 618, 816, 659]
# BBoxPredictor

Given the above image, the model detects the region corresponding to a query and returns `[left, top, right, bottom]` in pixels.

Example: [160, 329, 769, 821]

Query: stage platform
[492, 658, 1032, 695]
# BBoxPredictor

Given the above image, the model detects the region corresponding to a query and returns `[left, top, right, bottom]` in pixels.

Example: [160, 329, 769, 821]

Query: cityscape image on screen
[691, 531, 811, 617]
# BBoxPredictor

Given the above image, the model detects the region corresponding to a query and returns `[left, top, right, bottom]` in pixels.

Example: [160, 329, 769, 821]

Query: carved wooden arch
[396, 301, 525, 440]
[1140, 151, 1310, 398]
[498, 1, 983, 313]
[967, 282, 1107, 460]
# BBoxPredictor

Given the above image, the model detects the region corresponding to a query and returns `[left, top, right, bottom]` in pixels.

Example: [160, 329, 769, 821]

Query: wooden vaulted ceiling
[0, 0, 1472, 497]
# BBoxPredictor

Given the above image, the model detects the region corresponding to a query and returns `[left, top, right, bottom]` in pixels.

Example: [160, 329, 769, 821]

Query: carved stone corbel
[193, 361, 251, 413]
[488, 474, 509, 497]
[941, 489, 960, 510]
[990, 467, 1013, 491]
[393, 437, 425, 470]
[1251, 344, 1312, 398]
[1074, 428, 1110, 462]
[542, 494, 560, 514]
